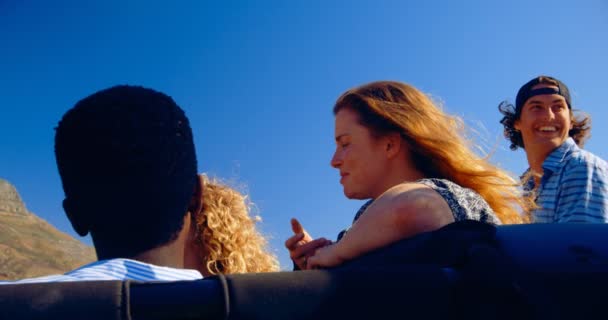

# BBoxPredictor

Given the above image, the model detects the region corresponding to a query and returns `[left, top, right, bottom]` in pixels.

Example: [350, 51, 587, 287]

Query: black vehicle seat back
[0, 280, 126, 320]
[221, 266, 454, 320]
[494, 223, 608, 320]
[1, 223, 607, 320]
[1, 267, 455, 320]
[496, 223, 608, 273]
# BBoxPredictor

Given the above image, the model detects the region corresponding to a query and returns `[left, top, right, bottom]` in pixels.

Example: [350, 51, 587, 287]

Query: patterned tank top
[337, 178, 500, 241]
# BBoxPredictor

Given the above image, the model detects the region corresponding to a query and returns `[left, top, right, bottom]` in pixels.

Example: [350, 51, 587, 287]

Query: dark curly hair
[55, 85, 198, 258]
[498, 76, 591, 150]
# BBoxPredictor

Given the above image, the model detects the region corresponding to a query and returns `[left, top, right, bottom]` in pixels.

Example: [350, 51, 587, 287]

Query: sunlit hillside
[0, 179, 96, 280]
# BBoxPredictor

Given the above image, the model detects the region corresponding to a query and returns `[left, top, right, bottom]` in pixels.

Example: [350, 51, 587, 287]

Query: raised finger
[285, 233, 304, 250]
[291, 218, 304, 234]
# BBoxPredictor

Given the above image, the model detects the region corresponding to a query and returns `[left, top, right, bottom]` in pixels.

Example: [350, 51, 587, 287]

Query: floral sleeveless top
[337, 178, 500, 241]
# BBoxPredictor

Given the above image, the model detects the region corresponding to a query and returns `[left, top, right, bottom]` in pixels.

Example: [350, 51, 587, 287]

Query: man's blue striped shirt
[523, 138, 608, 223]
[0, 258, 203, 283]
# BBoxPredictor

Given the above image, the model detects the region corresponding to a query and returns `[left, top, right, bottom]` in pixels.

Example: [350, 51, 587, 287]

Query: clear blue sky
[1, 0, 607, 269]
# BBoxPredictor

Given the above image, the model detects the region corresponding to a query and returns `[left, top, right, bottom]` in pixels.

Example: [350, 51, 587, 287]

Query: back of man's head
[55, 85, 198, 258]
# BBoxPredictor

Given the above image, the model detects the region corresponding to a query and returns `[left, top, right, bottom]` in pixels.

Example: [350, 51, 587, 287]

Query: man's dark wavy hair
[55, 85, 198, 258]
[498, 76, 591, 150]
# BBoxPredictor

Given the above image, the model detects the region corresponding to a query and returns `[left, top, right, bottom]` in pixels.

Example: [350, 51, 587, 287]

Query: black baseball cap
[515, 75, 572, 117]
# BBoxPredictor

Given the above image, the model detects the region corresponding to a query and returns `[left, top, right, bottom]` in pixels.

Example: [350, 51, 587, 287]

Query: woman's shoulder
[415, 178, 501, 225]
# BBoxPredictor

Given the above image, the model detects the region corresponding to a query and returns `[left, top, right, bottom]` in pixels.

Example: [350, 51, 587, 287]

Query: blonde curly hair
[193, 174, 280, 274]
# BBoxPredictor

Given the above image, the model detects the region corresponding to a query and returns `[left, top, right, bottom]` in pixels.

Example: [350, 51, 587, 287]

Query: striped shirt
[523, 138, 608, 223]
[0, 258, 203, 284]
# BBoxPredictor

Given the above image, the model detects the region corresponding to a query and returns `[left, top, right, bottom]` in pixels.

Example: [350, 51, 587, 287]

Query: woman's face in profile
[330, 108, 390, 199]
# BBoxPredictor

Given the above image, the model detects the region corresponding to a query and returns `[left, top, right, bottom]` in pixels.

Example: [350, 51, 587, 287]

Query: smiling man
[499, 75, 608, 223]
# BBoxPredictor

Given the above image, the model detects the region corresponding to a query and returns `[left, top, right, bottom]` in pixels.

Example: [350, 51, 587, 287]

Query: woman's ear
[385, 132, 403, 159]
[63, 197, 90, 237]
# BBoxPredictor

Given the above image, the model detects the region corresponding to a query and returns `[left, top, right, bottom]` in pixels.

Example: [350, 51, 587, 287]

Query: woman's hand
[285, 218, 331, 270]
[307, 243, 344, 269]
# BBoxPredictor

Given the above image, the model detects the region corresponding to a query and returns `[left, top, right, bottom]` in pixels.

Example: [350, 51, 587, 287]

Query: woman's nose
[330, 151, 342, 168]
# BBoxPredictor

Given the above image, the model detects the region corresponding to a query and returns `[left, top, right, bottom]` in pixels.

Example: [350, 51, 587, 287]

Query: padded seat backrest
[496, 223, 608, 272]
[0, 280, 126, 320]
[495, 223, 608, 320]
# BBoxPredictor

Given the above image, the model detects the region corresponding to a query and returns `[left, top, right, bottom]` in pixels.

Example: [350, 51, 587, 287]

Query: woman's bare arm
[308, 183, 454, 268]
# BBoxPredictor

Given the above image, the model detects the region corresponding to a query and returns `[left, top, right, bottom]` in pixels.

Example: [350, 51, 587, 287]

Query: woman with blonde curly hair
[189, 175, 279, 275]
[286, 80, 527, 269]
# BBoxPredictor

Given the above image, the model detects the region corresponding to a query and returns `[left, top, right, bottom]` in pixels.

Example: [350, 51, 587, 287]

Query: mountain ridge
[0, 178, 96, 280]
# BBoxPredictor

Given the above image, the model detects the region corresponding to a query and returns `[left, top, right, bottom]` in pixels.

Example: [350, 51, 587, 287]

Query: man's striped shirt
[0, 258, 203, 283]
[523, 138, 608, 223]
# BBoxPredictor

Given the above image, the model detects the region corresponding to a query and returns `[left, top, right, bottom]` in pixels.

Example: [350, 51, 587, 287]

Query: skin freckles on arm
[308, 183, 454, 269]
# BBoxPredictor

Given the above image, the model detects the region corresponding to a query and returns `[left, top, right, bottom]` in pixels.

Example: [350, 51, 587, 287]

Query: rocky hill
[0, 178, 96, 280]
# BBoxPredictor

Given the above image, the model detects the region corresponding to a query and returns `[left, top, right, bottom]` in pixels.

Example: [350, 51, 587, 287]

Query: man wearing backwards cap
[499, 75, 608, 223]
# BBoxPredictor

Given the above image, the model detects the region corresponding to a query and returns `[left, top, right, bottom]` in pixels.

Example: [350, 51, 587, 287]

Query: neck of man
[527, 153, 546, 176]
[525, 144, 556, 176]
[130, 242, 186, 268]
[93, 237, 187, 269]
[94, 213, 193, 269]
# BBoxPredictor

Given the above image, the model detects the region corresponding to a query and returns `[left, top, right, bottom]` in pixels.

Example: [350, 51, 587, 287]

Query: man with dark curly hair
[499, 75, 608, 223]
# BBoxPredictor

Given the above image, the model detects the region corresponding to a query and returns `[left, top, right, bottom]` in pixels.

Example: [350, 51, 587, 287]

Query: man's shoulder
[0, 274, 79, 285]
[563, 147, 608, 174]
[0, 259, 203, 284]
[65, 258, 203, 282]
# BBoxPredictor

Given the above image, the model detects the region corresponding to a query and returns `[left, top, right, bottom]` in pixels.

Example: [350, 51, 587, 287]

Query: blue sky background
[1, 0, 606, 270]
